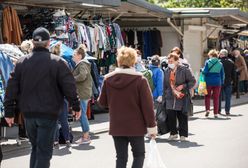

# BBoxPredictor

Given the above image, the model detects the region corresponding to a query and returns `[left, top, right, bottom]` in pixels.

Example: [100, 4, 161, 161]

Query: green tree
[147, 0, 248, 11]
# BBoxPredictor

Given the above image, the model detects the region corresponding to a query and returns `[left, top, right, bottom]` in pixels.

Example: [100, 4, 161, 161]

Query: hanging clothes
[2, 6, 23, 45]
[0, 51, 14, 87]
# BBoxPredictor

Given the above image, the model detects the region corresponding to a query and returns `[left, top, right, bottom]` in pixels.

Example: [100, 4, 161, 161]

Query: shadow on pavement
[155, 138, 204, 148]
[2, 142, 30, 160]
[201, 117, 231, 120]
[53, 147, 72, 156]
[71, 144, 95, 151]
[219, 114, 243, 117]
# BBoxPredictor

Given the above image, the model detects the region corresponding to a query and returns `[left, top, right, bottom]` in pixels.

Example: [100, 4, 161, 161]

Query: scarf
[170, 70, 185, 99]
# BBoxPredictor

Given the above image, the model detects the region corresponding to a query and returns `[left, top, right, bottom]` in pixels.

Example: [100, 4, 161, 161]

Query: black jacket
[220, 57, 236, 86]
[4, 47, 80, 120]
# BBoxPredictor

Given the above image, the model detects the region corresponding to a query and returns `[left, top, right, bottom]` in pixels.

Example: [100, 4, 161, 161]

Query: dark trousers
[167, 110, 188, 137]
[0, 145, 2, 166]
[113, 136, 145, 168]
[239, 80, 248, 93]
[25, 118, 57, 168]
[55, 101, 70, 142]
[219, 85, 232, 113]
[205, 86, 221, 114]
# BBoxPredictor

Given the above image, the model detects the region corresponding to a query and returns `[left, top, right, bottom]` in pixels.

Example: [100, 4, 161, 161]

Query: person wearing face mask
[164, 53, 196, 141]
[149, 55, 164, 103]
[135, 49, 145, 72]
[72, 44, 93, 144]
[171, 47, 190, 69]
[203, 50, 225, 118]
[233, 49, 248, 95]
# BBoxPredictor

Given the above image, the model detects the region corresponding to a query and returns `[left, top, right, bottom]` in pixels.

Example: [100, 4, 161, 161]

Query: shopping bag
[144, 139, 167, 168]
[197, 72, 208, 96]
[156, 100, 170, 135]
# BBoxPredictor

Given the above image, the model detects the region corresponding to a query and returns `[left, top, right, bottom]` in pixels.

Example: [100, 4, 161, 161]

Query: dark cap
[151, 55, 160, 66]
[32, 27, 50, 42]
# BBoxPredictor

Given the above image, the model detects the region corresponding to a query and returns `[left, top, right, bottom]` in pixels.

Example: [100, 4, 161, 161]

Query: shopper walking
[98, 46, 157, 168]
[218, 49, 236, 115]
[164, 53, 196, 141]
[4, 27, 81, 168]
[203, 49, 225, 118]
[149, 55, 164, 103]
[234, 49, 248, 95]
[72, 44, 92, 144]
[50, 42, 72, 148]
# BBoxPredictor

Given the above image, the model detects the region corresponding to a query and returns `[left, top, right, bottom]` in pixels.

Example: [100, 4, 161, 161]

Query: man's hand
[5, 117, 14, 127]
[72, 111, 81, 121]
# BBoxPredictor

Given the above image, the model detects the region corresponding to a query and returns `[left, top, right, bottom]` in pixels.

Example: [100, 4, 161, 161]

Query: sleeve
[202, 60, 209, 75]
[57, 60, 80, 112]
[139, 78, 157, 134]
[157, 69, 164, 97]
[221, 65, 225, 85]
[237, 57, 246, 72]
[74, 64, 88, 82]
[4, 62, 21, 118]
[183, 68, 196, 90]
[98, 79, 108, 108]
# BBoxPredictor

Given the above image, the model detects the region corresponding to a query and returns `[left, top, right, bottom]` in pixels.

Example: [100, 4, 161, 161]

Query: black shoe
[226, 112, 230, 116]
[205, 111, 210, 117]
[53, 142, 60, 149]
[66, 141, 71, 148]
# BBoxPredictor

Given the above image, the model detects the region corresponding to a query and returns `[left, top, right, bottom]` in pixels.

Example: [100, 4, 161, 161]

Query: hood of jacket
[105, 68, 142, 89]
[75, 59, 91, 69]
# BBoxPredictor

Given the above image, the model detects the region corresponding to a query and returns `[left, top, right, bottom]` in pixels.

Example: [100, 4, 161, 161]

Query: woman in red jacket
[98, 46, 157, 168]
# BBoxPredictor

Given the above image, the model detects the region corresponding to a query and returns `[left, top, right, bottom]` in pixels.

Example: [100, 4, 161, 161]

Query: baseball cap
[32, 27, 50, 42]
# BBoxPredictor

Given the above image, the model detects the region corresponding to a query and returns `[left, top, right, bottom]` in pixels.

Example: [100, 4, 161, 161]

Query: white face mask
[168, 63, 175, 69]
[137, 57, 142, 63]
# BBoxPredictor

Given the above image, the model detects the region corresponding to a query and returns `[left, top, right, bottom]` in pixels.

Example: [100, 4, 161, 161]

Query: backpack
[141, 70, 154, 92]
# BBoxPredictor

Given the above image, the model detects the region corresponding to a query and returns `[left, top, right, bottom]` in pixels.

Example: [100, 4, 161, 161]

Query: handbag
[182, 90, 193, 116]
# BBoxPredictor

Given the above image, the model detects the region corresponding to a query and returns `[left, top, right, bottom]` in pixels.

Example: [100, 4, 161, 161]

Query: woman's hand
[176, 85, 184, 91]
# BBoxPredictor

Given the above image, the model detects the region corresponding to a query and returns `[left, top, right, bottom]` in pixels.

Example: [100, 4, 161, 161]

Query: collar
[33, 47, 49, 52]
[105, 67, 142, 79]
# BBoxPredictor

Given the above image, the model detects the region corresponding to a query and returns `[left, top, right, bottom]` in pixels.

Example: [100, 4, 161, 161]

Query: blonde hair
[21, 40, 34, 54]
[167, 53, 179, 61]
[75, 44, 86, 59]
[117, 46, 137, 67]
[50, 42, 61, 56]
[208, 49, 219, 58]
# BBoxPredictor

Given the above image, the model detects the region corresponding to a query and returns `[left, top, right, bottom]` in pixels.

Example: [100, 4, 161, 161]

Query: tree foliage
[147, 0, 248, 11]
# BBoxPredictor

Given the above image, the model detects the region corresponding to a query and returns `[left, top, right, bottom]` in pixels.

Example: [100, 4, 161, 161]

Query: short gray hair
[219, 49, 228, 57]
[32, 40, 49, 48]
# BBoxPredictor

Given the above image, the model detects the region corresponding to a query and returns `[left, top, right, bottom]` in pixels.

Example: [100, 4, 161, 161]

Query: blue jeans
[55, 100, 70, 142]
[80, 100, 90, 133]
[25, 118, 57, 168]
[219, 85, 232, 113]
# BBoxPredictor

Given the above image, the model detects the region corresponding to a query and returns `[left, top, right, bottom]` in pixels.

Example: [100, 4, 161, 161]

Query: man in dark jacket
[4, 27, 81, 168]
[219, 49, 236, 115]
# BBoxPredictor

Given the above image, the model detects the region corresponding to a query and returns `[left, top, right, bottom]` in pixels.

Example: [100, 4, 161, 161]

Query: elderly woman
[98, 46, 157, 168]
[203, 50, 225, 118]
[164, 53, 196, 141]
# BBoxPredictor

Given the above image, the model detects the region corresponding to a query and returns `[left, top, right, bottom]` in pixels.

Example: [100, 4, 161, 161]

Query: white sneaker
[168, 134, 178, 141]
[75, 137, 91, 145]
[180, 136, 187, 141]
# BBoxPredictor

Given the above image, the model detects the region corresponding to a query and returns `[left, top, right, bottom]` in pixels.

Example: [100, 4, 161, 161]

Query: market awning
[170, 8, 248, 25]
[116, 0, 172, 21]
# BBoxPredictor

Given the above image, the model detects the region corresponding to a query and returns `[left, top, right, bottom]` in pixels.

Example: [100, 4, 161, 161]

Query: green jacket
[73, 60, 93, 100]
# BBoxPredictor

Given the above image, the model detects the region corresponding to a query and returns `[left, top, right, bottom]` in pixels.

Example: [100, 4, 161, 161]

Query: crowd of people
[0, 26, 248, 168]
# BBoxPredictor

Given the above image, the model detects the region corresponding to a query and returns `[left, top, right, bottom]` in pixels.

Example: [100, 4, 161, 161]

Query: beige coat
[235, 55, 248, 81]
[73, 60, 93, 100]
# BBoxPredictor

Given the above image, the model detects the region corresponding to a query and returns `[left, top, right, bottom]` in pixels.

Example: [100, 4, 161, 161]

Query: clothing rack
[122, 27, 159, 31]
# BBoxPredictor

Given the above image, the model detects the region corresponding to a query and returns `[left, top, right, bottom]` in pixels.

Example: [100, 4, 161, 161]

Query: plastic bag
[144, 139, 167, 168]
[197, 72, 208, 96]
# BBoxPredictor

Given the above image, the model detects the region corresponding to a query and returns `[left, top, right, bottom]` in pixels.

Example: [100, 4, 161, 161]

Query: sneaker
[53, 142, 60, 149]
[66, 141, 71, 148]
[214, 114, 218, 118]
[75, 137, 91, 145]
[168, 134, 178, 141]
[226, 112, 230, 116]
[205, 111, 210, 117]
[180, 136, 187, 141]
